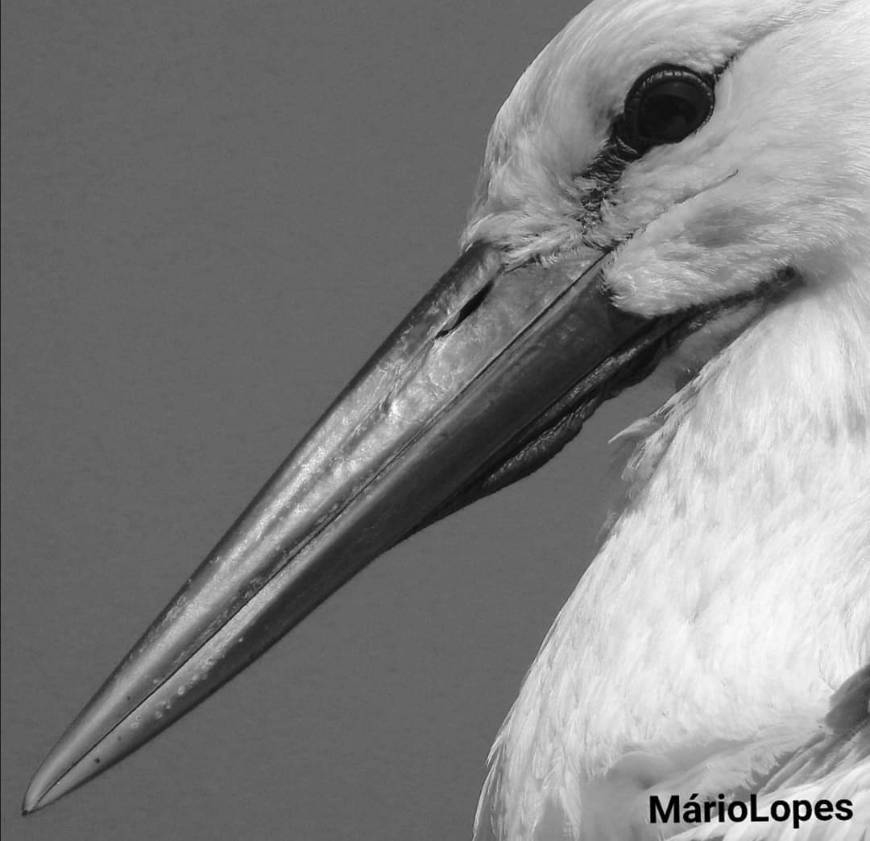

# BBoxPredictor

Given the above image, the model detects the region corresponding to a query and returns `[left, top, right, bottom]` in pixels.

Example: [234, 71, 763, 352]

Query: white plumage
[20, 1, 870, 837]
[466, 1, 870, 838]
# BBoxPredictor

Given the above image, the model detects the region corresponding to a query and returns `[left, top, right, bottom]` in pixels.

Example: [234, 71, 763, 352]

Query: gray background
[2, 2, 662, 839]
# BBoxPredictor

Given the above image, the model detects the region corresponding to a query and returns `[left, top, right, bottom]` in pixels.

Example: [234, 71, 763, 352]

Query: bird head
[24, 0, 869, 814]
[468, 0, 869, 313]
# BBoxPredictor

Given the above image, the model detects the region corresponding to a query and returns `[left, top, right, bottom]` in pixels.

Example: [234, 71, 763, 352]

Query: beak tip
[22, 776, 48, 816]
[22, 741, 82, 816]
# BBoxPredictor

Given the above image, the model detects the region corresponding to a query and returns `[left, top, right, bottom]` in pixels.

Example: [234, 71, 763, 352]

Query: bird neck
[489, 267, 870, 832]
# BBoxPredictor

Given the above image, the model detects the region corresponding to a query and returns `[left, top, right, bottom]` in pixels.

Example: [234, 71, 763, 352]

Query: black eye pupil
[639, 82, 703, 141]
[619, 65, 715, 153]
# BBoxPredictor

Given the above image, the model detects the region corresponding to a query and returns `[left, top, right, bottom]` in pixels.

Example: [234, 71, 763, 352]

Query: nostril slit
[436, 280, 495, 338]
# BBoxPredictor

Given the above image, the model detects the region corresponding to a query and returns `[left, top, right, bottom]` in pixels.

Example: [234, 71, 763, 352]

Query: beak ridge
[25, 242, 667, 812]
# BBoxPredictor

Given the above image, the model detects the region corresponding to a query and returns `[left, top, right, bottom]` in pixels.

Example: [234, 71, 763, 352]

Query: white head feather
[463, 0, 868, 312]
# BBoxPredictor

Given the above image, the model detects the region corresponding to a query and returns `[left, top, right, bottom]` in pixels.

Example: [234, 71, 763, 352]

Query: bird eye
[618, 64, 715, 153]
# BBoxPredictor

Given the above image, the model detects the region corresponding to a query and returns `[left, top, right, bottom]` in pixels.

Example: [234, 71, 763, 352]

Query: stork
[23, 0, 870, 838]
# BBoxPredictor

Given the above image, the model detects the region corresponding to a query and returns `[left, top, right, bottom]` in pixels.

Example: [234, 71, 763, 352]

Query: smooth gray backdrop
[3, 2, 663, 839]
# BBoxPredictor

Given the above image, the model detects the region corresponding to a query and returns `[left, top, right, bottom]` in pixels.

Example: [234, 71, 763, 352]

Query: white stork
[24, 0, 870, 839]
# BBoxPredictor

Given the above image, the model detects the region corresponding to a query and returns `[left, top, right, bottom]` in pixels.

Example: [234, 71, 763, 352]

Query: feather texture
[468, 1, 870, 838]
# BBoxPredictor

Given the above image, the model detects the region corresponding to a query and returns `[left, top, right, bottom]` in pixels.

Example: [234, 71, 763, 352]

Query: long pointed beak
[23, 242, 692, 813]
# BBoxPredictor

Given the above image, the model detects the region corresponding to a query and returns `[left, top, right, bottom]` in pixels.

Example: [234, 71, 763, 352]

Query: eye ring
[617, 64, 716, 154]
